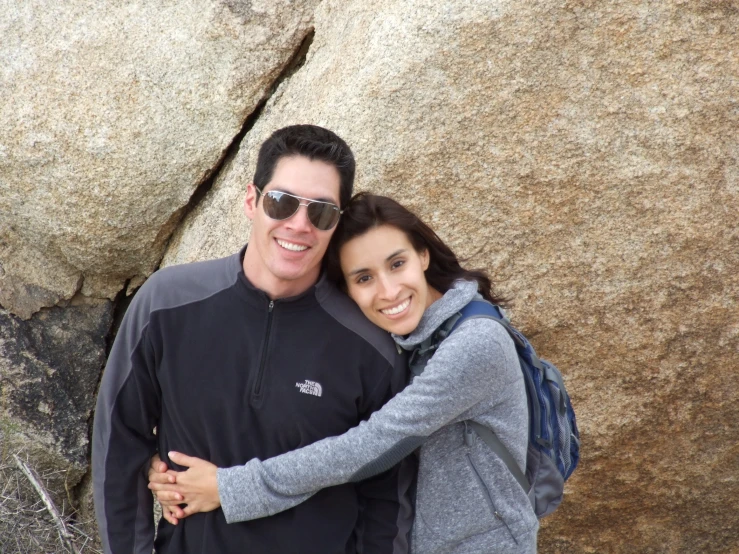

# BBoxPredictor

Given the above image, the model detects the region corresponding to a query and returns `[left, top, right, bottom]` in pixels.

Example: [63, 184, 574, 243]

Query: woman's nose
[377, 274, 400, 300]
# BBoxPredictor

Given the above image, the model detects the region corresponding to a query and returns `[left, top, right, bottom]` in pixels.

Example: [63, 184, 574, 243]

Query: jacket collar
[392, 280, 479, 348]
[234, 244, 333, 310]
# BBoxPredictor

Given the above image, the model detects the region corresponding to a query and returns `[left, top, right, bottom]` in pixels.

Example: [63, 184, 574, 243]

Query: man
[92, 125, 413, 554]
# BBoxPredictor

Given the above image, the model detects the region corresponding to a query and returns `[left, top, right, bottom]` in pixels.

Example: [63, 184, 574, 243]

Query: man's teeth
[277, 239, 308, 252]
[381, 298, 410, 315]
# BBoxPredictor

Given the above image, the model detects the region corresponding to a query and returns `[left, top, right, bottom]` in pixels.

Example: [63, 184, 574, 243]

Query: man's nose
[284, 203, 313, 232]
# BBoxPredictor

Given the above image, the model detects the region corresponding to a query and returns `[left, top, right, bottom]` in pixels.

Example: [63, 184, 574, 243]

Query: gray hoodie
[218, 280, 538, 553]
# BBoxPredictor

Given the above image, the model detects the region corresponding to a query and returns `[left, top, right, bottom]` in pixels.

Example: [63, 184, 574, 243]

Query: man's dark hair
[253, 125, 355, 208]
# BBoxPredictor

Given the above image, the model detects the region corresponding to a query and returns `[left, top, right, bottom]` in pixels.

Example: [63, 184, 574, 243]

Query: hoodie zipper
[252, 300, 274, 397]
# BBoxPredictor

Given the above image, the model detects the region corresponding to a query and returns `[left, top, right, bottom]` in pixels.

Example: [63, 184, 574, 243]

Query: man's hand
[148, 452, 221, 518]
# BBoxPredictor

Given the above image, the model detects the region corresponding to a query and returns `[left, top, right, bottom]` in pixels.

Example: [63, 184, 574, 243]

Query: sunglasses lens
[263, 191, 300, 220]
[307, 203, 340, 231]
[261, 190, 341, 230]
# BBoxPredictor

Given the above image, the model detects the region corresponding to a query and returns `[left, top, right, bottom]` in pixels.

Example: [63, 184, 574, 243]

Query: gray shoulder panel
[92, 251, 242, 553]
[314, 275, 399, 369]
[140, 252, 242, 313]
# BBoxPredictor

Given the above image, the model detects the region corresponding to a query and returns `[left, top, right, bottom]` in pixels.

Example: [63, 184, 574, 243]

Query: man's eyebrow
[347, 249, 407, 276]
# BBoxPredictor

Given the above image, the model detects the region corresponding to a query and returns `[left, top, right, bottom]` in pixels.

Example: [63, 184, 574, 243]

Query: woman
[149, 193, 538, 553]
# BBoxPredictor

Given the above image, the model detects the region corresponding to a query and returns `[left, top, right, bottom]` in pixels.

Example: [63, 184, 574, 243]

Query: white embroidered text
[296, 380, 323, 397]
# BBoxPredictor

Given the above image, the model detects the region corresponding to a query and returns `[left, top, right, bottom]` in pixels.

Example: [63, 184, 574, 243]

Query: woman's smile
[340, 224, 441, 336]
[379, 297, 411, 317]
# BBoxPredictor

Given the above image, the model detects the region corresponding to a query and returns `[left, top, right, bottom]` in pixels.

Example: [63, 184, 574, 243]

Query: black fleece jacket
[92, 246, 413, 554]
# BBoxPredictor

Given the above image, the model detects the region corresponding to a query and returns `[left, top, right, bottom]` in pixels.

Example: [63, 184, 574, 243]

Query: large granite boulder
[0, 0, 319, 547]
[0, 0, 318, 319]
[164, 1, 739, 552]
[0, 300, 112, 509]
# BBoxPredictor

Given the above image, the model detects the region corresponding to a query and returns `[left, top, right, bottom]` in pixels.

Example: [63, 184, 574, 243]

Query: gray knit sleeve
[218, 317, 519, 523]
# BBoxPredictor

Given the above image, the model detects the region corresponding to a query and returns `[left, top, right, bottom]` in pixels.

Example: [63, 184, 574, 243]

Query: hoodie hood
[392, 279, 479, 349]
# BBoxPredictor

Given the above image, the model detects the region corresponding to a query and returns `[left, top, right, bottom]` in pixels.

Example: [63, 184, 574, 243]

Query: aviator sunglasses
[256, 188, 343, 231]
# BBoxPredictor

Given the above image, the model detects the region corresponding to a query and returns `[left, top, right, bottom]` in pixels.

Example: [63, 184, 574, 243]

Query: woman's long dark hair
[326, 193, 507, 305]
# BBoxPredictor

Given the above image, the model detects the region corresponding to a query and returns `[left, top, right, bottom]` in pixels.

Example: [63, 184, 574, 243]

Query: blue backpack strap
[449, 300, 531, 493]
[451, 299, 580, 517]
[449, 300, 507, 334]
[457, 302, 568, 419]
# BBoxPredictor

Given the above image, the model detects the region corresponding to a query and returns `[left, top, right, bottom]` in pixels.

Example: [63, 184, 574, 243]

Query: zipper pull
[464, 421, 474, 447]
[268, 300, 274, 312]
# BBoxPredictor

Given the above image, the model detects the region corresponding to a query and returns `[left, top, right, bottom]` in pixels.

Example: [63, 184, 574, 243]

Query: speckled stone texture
[0, 0, 317, 319]
[164, 1, 739, 552]
[0, 300, 112, 508]
[0, 0, 736, 550]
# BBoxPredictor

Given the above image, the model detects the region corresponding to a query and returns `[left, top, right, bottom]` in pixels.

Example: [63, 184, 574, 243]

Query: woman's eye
[391, 259, 405, 270]
[356, 275, 371, 284]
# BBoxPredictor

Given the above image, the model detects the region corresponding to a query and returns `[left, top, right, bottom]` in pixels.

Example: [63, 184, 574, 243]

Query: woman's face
[340, 225, 442, 335]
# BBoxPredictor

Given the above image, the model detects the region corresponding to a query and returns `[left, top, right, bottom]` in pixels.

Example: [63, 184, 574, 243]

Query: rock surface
[0, 299, 112, 509]
[0, 0, 736, 551]
[164, 1, 739, 552]
[0, 0, 318, 319]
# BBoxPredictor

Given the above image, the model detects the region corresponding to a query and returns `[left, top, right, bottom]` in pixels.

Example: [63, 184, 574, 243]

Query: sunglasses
[256, 188, 342, 231]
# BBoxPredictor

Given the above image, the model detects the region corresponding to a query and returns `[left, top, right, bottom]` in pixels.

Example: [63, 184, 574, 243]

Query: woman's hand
[148, 452, 221, 519]
[148, 454, 185, 524]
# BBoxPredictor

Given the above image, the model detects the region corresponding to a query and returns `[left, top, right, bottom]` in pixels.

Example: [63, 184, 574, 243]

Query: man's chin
[270, 260, 321, 283]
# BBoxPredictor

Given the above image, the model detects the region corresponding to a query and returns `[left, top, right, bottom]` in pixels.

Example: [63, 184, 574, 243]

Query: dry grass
[0, 456, 102, 554]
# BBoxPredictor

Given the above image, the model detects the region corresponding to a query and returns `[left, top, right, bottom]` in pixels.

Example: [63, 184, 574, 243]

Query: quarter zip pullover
[92, 246, 413, 554]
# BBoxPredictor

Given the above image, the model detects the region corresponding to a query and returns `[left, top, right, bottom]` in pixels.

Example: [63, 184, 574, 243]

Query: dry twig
[0, 455, 102, 554]
[12, 454, 80, 554]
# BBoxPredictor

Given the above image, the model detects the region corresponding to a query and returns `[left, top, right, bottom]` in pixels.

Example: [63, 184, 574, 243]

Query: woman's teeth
[277, 239, 308, 252]
[381, 298, 410, 315]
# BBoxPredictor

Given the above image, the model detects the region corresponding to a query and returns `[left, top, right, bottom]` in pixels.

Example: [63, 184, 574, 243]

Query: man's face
[243, 155, 341, 298]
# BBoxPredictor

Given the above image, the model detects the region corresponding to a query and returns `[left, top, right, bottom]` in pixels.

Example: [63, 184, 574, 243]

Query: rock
[164, 1, 739, 551]
[0, 0, 318, 319]
[0, 299, 112, 510]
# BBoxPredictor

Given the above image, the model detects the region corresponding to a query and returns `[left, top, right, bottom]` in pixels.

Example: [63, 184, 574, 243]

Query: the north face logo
[296, 380, 322, 397]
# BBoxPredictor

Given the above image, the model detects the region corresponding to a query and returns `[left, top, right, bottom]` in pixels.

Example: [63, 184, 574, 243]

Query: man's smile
[276, 238, 309, 252]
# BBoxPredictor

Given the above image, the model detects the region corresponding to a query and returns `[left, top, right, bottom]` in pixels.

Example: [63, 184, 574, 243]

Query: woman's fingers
[148, 481, 182, 493]
[182, 504, 198, 517]
[153, 490, 184, 504]
[149, 453, 165, 474]
[148, 453, 178, 486]
[169, 504, 187, 519]
[167, 451, 206, 469]
[158, 500, 188, 523]
[182, 500, 209, 517]
[149, 470, 176, 485]
[161, 507, 179, 526]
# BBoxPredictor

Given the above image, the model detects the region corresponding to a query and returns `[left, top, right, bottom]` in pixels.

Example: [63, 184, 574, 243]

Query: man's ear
[244, 183, 258, 220]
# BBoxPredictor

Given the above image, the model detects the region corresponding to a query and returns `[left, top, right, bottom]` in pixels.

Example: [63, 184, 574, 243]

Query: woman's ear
[421, 249, 430, 271]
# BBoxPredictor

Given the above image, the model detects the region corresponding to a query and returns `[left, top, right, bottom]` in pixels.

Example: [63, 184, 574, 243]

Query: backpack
[408, 299, 580, 518]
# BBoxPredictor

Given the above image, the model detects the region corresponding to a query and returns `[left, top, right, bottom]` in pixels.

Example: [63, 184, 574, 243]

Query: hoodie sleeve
[217, 317, 520, 523]
[92, 283, 161, 554]
[352, 351, 414, 554]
